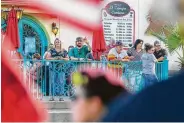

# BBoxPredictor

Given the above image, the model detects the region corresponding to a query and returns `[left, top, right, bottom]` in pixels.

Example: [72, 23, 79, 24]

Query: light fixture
[52, 22, 59, 36]
[1, 6, 23, 21]
[16, 7, 23, 20]
[1, 9, 9, 20]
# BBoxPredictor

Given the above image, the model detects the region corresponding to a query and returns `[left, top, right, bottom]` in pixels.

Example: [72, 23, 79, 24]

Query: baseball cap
[71, 69, 127, 104]
[115, 41, 123, 46]
[76, 37, 83, 42]
[154, 41, 161, 46]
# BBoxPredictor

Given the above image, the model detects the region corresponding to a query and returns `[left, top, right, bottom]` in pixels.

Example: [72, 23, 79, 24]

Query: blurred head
[109, 39, 115, 45]
[133, 39, 143, 50]
[54, 38, 62, 49]
[32, 53, 41, 60]
[68, 45, 74, 51]
[154, 41, 161, 51]
[145, 43, 155, 54]
[71, 69, 126, 122]
[76, 37, 84, 48]
[49, 43, 54, 49]
[115, 41, 123, 53]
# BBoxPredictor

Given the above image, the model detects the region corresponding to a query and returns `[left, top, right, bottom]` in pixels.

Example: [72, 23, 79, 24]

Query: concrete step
[48, 109, 72, 122]
[41, 101, 72, 122]
[43, 101, 71, 110]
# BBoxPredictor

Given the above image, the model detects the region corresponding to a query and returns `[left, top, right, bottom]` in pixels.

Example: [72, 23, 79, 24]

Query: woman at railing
[45, 38, 68, 100]
[124, 39, 144, 91]
[127, 39, 144, 61]
[142, 43, 158, 88]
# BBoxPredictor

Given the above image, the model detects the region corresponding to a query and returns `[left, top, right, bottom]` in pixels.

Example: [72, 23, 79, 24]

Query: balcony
[13, 59, 169, 101]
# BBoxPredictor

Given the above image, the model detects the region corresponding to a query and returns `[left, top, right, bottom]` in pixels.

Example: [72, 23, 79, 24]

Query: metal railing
[13, 59, 169, 100]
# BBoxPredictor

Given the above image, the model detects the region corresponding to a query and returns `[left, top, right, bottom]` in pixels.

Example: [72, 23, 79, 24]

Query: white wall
[138, 0, 181, 70]
[36, 0, 180, 71]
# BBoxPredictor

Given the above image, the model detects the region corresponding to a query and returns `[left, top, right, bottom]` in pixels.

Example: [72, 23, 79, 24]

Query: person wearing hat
[69, 37, 92, 61]
[71, 69, 128, 122]
[154, 41, 168, 61]
[107, 41, 130, 77]
[108, 41, 130, 62]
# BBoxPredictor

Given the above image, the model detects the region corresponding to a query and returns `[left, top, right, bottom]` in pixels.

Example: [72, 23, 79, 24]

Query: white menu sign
[102, 1, 135, 48]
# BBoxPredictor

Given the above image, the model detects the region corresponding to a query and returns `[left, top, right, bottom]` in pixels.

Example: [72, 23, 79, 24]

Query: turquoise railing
[12, 59, 169, 100]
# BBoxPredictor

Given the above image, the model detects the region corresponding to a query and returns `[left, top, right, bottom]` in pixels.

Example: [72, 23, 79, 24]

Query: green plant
[150, 24, 184, 68]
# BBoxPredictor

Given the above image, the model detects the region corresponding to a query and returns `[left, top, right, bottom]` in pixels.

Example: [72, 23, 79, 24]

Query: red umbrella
[3, 7, 20, 50]
[92, 23, 106, 60]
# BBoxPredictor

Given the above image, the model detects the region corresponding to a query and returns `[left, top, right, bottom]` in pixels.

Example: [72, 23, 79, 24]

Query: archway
[18, 15, 49, 59]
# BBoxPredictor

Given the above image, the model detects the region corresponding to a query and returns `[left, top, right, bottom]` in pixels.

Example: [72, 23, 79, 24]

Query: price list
[102, 10, 135, 48]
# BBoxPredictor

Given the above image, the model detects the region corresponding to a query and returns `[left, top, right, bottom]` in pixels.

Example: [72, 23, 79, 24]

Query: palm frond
[151, 24, 184, 54]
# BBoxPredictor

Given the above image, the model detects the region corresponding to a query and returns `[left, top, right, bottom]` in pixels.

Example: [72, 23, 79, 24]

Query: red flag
[1, 45, 47, 122]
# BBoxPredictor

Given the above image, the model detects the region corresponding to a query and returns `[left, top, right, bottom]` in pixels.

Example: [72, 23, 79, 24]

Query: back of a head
[144, 43, 153, 52]
[72, 69, 127, 105]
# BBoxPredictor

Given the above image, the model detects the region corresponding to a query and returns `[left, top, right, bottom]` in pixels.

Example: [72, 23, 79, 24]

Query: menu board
[102, 1, 135, 48]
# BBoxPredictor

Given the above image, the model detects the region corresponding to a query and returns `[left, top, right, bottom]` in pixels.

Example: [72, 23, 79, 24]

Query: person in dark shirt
[101, 71, 184, 122]
[154, 41, 167, 61]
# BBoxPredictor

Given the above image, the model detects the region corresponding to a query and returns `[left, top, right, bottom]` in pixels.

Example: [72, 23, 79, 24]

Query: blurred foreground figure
[71, 69, 129, 122]
[1, 46, 47, 122]
[102, 72, 184, 122]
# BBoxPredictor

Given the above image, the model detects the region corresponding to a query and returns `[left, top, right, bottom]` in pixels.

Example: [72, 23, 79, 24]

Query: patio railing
[13, 59, 169, 101]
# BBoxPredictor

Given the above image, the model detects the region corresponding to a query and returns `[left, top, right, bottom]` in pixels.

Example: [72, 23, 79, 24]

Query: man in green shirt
[69, 37, 92, 60]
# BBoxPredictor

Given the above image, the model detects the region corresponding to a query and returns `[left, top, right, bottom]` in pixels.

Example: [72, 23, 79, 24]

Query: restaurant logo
[105, 1, 131, 17]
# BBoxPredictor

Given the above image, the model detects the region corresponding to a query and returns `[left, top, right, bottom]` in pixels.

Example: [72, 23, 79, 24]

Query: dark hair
[49, 43, 54, 46]
[133, 39, 143, 49]
[73, 71, 126, 105]
[115, 41, 123, 46]
[33, 53, 41, 60]
[144, 43, 154, 52]
[54, 38, 60, 42]
[68, 45, 74, 49]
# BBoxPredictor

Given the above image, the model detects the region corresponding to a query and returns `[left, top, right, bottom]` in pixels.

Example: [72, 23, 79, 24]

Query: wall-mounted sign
[102, 1, 135, 48]
[105, 1, 131, 17]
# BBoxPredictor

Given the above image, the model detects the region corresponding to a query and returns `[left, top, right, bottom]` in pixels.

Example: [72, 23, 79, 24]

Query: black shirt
[154, 49, 167, 59]
[49, 48, 67, 58]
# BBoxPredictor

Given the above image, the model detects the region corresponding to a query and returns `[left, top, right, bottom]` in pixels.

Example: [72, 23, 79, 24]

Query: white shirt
[108, 48, 128, 59]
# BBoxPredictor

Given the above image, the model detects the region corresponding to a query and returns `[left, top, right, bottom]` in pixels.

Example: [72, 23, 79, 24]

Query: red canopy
[3, 8, 20, 50]
[92, 24, 106, 60]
